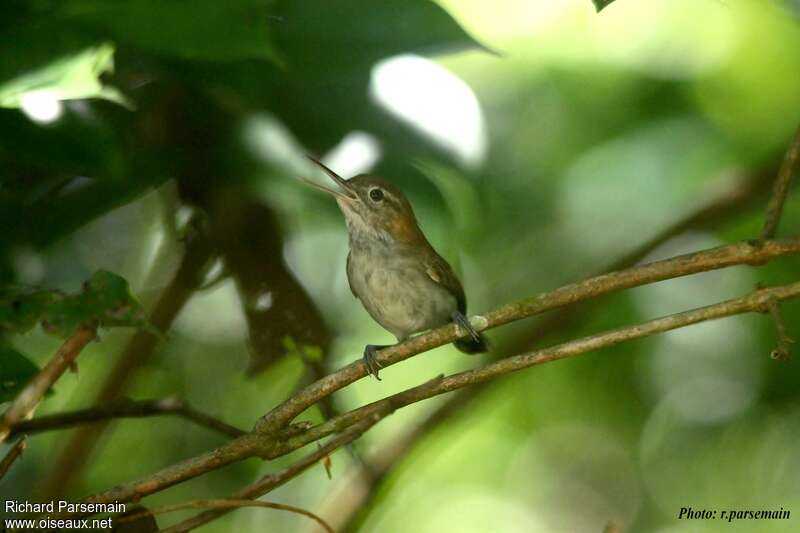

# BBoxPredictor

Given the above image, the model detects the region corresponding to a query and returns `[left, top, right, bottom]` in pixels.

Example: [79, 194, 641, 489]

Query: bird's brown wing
[425, 249, 487, 355]
[424, 251, 467, 314]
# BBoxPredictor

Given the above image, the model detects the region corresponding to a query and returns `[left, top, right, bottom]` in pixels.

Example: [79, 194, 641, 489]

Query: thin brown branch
[120, 498, 333, 533]
[488, 170, 773, 367]
[767, 297, 794, 360]
[255, 237, 800, 435]
[72, 238, 800, 510]
[0, 437, 27, 481]
[43, 230, 215, 497]
[0, 323, 97, 444]
[609, 170, 773, 272]
[283, 281, 800, 454]
[163, 418, 379, 533]
[761, 125, 800, 240]
[9, 398, 245, 440]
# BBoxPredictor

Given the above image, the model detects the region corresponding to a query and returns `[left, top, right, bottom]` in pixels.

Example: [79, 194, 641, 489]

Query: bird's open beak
[299, 156, 358, 202]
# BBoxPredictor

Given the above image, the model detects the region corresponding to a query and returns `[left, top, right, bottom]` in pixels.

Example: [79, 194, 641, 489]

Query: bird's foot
[363, 344, 387, 381]
[451, 311, 482, 343]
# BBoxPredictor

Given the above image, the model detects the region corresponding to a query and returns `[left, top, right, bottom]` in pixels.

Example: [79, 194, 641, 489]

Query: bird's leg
[363, 344, 388, 381]
[451, 311, 482, 343]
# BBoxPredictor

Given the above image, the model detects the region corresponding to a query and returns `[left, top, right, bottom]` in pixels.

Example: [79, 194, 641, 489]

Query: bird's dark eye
[368, 188, 384, 202]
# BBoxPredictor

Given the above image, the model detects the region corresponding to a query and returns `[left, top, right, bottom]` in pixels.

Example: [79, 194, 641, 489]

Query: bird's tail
[454, 334, 488, 354]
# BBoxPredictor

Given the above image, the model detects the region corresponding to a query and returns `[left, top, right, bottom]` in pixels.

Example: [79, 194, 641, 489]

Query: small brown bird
[301, 156, 487, 379]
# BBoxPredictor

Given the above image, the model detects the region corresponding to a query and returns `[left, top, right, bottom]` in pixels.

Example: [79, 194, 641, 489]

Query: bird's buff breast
[347, 248, 456, 340]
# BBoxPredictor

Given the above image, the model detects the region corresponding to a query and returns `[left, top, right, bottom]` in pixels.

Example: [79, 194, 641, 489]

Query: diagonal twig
[0, 437, 27, 481]
[0, 323, 97, 444]
[761, 125, 800, 240]
[766, 297, 794, 360]
[277, 281, 800, 455]
[255, 237, 800, 435]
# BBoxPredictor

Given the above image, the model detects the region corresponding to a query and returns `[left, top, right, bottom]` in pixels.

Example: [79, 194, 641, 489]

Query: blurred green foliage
[59, 0, 281, 63]
[0, 270, 147, 338]
[1, 1, 800, 532]
[39, 269, 148, 337]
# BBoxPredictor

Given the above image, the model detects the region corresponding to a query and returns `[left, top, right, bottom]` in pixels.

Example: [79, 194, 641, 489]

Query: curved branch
[120, 498, 333, 533]
[256, 237, 800, 434]
[0, 323, 97, 444]
[281, 281, 800, 454]
[70, 238, 800, 503]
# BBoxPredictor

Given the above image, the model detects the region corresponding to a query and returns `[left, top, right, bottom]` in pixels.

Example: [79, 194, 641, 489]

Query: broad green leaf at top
[60, 0, 281, 64]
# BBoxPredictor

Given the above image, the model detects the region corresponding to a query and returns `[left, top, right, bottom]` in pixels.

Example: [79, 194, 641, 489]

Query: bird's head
[302, 156, 425, 245]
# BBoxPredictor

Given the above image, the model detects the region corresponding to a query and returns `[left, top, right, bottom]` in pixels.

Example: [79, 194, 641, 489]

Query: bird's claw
[452, 311, 481, 343]
[363, 344, 384, 381]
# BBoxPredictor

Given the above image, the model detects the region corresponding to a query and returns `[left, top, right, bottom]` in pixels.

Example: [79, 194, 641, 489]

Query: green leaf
[60, 0, 280, 63]
[2, 271, 154, 339]
[592, 0, 617, 11]
[0, 345, 40, 403]
[0, 42, 130, 109]
[270, 0, 487, 80]
[42, 270, 151, 338]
